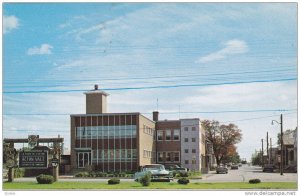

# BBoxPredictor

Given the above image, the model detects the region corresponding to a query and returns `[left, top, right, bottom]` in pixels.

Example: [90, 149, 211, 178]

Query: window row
[76, 125, 137, 138]
[184, 159, 197, 164]
[184, 126, 197, 131]
[157, 151, 180, 163]
[91, 149, 137, 161]
[157, 130, 180, 141]
[184, 149, 197, 153]
[143, 125, 155, 136]
[184, 138, 197, 142]
[143, 149, 156, 159]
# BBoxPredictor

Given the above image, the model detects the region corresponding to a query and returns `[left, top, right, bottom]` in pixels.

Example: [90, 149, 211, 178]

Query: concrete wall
[180, 119, 201, 171]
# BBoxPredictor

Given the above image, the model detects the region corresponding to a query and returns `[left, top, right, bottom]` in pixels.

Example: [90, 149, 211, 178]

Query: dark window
[185, 160, 189, 164]
[192, 149, 196, 153]
[185, 149, 189, 153]
[192, 138, 196, 142]
[184, 138, 188, 142]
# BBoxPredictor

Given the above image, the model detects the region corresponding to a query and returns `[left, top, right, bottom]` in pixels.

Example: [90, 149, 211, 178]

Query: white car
[134, 164, 173, 182]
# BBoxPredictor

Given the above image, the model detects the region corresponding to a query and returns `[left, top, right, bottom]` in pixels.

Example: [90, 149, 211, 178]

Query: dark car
[216, 165, 228, 174]
[231, 164, 239, 170]
[263, 164, 274, 172]
[165, 164, 188, 176]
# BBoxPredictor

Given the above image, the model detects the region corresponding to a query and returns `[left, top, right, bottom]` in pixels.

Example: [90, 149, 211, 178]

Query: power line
[3, 77, 297, 94]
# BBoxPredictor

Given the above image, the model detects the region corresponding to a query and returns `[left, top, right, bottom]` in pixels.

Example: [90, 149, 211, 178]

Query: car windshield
[144, 165, 164, 170]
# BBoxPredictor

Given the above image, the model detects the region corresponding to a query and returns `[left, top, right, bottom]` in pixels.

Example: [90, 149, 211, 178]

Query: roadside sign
[19, 150, 48, 169]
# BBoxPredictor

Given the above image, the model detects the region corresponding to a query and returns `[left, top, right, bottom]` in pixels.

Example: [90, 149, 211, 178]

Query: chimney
[153, 111, 159, 122]
[85, 84, 109, 114]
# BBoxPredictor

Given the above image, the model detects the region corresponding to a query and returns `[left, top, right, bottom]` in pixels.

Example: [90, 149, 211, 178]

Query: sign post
[51, 156, 59, 181]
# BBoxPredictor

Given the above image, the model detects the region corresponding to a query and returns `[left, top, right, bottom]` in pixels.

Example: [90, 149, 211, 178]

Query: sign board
[19, 150, 48, 169]
[51, 158, 59, 164]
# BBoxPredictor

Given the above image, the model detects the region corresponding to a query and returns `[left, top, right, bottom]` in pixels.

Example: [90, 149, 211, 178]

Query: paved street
[6, 164, 297, 183]
[199, 164, 297, 182]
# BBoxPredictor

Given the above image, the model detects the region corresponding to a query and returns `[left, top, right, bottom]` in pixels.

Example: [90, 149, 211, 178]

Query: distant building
[70, 85, 207, 172]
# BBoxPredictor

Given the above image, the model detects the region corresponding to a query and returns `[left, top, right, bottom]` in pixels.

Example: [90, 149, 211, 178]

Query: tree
[202, 120, 242, 166]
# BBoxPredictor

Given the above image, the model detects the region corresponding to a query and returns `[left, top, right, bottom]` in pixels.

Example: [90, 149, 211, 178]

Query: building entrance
[77, 152, 91, 168]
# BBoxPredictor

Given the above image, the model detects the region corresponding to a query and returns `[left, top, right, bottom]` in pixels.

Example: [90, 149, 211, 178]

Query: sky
[2, 3, 298, 162]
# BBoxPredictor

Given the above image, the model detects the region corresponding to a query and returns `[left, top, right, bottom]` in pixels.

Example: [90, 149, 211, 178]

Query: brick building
[70, 85, 207, 172]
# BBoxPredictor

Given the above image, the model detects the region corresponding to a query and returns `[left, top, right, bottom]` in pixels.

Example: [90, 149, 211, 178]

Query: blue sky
[3, 3, 297, 161]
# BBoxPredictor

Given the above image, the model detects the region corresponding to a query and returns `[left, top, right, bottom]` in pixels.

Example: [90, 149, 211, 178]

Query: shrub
[177, 177, 190, 185]
[119, 172, 126, 177]
[249, 179, 261, 184]
[108, 178, 120, 185]
[36, 174, 54, 184]
[139, 172, 151, 186]
[14, 168, 25, 178]
[75, 172, 90, 177]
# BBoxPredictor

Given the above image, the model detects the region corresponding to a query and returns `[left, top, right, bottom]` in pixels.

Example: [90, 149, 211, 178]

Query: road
[7, 165, 298, 183]
[199, 164, 297, 182]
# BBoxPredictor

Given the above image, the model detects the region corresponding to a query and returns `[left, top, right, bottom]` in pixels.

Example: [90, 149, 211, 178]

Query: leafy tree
[202, 120, 242, 166]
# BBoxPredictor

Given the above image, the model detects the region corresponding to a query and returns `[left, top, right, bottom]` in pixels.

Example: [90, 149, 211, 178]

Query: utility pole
[267, 132, 269, 163]
[270, 138, 272, 164]
[271, 114, 284, 175]
[280, 114, 283, 175]
[261, 139, 264, 166]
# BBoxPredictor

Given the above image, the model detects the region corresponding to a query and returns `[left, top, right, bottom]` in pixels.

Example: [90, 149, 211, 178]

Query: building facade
[70, 85, 207, 172]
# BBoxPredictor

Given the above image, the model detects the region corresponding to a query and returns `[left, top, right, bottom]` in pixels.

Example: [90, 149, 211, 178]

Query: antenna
[179, 105, 181, 119]
[156, 98, 158, 111]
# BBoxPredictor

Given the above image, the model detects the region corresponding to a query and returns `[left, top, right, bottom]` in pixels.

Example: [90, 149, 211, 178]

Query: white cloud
[3, 15, 19, 34]
[27, 44, 53, 55]
[196, 39, 248, 63]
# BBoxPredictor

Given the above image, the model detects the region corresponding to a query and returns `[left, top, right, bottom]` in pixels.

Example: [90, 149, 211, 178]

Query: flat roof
[70, 112, 155, 123]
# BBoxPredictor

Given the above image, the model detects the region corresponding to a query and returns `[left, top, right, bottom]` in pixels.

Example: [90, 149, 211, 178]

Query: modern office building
[70, 85, 207, 172]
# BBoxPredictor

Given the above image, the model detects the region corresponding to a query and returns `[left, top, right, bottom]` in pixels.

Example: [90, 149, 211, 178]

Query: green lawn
[3, 181, 297, 190]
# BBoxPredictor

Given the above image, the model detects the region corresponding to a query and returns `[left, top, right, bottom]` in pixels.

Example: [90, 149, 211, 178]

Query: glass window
[115, 149, 120, 159]
[192, 138, 196, 142]
[173, 129, 180, 140]
[132, 149, 137, 158]
[185, 160, 189, 164]
[184, 127, 188, 131]
[104, 149, 108, 160]
[157, 130, 163, 141]
[127, 149, 132, 159]
[166, 152, 171, 162]
[174, 152, 180, 162]
[121, 149, 126, 160]
[192, 149, 196, 153]
[158, 152, 163, 162]
[184, 138, 188, 142]
[185, 149, 189, 153]
[192, 127, 196, 131]
[166, 130, 171, 141]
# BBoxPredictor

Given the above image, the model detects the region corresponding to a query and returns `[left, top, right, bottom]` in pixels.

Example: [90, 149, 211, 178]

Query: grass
[3, 181, 297, 190]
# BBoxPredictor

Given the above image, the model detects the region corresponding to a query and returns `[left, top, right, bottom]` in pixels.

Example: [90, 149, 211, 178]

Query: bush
[177, 177, 190, 185]
[36, 174, 54, 184]
[75, 172, 90, 177]
[108, 178, 120, 185]
[14, 168, 25, 178]
[139, 172, 151, 186]
[249, 179, 261, 184]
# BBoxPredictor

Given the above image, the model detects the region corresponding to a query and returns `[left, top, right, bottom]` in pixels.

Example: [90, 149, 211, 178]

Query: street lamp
[271, 114, 283, 176]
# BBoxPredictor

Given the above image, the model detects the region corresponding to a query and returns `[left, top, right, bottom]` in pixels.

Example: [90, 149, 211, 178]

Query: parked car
[165, 164, 188, 176]
[263, 164, 274, 172]
[238, 163, 242, 167]
[134, 164, 173, 182]
[231, 164, 239, 170]
[216, 165, 228, 174]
